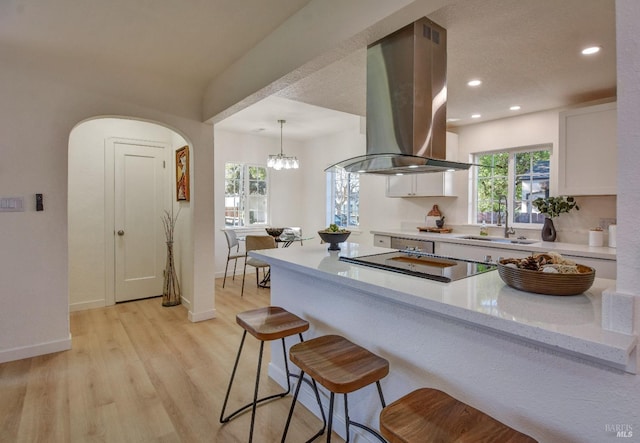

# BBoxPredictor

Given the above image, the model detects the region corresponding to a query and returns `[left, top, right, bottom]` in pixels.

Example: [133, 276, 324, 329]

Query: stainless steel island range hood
[326, 17, 471, 175]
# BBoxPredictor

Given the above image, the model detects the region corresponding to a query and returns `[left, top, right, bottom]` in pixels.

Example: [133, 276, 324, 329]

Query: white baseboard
[69, 299, 106, 312]
[189, 308, 216, 322]
[0, 334, 72, 364]
[216, 268, 256, 280]
[180, 296, 191, 310]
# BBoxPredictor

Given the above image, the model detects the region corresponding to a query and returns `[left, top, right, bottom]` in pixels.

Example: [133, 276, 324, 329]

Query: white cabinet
[436, 242, 530, 262]
[558, 102, 617, 195]
[436, 242, 616, 279]
[386, 172, 455, 197]
[563, 254, 616, 280]
[373, 234, 391, 248]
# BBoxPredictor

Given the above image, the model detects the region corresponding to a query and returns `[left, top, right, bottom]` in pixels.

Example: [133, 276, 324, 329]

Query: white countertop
[371, 228, 617, 260]
[252, 242, 636, 372]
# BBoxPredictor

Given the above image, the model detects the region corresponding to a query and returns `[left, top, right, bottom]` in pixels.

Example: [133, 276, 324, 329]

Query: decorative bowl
[497, 260, 595, 296]
[265, 227, 285, 238]
[317, 230, 351, 251]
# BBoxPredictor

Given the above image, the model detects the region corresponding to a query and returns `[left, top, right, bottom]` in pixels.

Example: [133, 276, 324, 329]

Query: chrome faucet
[497, 196, 516, 238]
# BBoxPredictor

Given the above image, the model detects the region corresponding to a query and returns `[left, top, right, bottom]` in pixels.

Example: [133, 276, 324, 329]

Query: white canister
[589, 229, 604, 247]
[608, 224, 617, 248]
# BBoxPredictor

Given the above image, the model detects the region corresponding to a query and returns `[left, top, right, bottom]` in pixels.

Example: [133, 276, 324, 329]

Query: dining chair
[223, 229, 245, 288]
[241, 235, 277, 296]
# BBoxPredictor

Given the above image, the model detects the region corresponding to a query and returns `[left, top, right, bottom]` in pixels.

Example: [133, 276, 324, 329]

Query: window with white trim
[326, 168, 359, 228]
[473, 144, 551, 225]
[224, 162, 269, 227]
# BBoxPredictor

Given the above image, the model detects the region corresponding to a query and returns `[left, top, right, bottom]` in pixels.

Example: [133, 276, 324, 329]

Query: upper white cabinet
[385, 131, 459, 198]
[558, 102, 617, 195]
[386, 172, 455, 197]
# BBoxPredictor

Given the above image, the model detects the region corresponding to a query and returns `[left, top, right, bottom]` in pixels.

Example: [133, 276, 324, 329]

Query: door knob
[117, 230, 125, 236]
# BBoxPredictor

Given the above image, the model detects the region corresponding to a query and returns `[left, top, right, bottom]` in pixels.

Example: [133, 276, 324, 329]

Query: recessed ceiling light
[446, 118, 460, 122]
[395, 173, 404, 176]
[408, 165, 419, 169]
[581, 46, 601, 55]
[467, 79, 482, 87]
[471, 114, 481, 119]
[510, 105, 521, 111]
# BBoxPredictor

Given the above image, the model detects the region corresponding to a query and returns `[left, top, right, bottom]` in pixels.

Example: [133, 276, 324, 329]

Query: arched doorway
[68, 117, 191, 310]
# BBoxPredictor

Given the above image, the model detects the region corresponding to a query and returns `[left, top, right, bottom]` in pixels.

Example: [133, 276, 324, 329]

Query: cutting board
[417, 227, 453, 233]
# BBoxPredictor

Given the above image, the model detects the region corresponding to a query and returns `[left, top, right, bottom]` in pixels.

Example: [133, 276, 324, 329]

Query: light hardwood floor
[0, 276, 344, 442]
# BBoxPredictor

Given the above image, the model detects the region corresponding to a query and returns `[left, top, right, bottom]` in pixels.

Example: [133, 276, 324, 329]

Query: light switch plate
[0, 197, 25, 212]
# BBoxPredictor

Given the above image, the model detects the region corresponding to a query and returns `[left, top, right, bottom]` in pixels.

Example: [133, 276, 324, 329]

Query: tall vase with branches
[532, 196, 579, 242]
[162, 209, 181, 306]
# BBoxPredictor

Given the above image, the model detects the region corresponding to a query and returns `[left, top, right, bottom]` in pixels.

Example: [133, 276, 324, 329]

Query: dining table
[236, 234, 314, 248]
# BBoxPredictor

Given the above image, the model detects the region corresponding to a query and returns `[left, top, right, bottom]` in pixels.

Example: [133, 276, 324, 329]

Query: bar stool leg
[221, 332, 305, 443]
[219, 330, 247, 424]
[343, 394, 348, 443]
[327, 393, 335, 443]
[343, 382, 387, 443]
[247, 340, 264, 441]
[376, 380, 386, 408]
[281, 370, 327, 443]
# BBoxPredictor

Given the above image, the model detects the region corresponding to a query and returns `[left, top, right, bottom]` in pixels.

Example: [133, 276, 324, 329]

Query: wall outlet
[0, 197, 24, 212]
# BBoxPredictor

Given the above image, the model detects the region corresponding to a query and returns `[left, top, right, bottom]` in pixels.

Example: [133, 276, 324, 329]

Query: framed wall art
[176, 145, 190, 201]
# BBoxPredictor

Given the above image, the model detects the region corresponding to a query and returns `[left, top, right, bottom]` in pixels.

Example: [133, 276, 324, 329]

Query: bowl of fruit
[498, 252, 595, 296]
[265, 227, 285, 238]
[317, 224, 351, 251]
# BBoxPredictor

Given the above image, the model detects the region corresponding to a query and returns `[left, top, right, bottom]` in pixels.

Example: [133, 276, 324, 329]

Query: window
[327, 168, 359, 228]
[224, 162, 268, 227]
[474, 145, 550, 225]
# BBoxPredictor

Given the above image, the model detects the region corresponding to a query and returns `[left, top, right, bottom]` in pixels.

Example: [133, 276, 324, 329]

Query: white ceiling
[1, 0, 616, 141]
[214, 96, 361, 141]
[220, 0, 616, 140]
[0, 0, 313, 91]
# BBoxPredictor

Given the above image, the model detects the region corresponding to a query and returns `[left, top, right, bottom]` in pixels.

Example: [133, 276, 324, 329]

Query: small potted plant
[318, 224, 351, 251]
[532, 196, 579, 241]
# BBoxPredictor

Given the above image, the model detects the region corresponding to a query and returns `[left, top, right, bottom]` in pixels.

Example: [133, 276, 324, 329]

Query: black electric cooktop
[339, 250, 497, 283]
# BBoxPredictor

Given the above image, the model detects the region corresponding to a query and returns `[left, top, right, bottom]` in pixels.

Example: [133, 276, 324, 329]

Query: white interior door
[114, 143, 166, 302]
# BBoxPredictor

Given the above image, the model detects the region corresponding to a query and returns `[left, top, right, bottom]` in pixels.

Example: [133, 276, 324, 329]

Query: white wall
[0, 58, 214, 363]
[68, 118, 192, 311]
[213, 128, 306, 278]
[298, 117, 366, 236]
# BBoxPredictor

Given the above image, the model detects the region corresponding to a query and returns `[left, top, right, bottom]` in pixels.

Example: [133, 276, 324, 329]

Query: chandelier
[267, 119, 299, 170]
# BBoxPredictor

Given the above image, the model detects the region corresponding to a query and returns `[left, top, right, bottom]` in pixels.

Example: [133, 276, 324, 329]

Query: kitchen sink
[460, 235, 538, 245]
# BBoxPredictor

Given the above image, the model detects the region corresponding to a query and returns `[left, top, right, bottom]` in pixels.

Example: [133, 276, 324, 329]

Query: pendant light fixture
[267, 119, 299, 170]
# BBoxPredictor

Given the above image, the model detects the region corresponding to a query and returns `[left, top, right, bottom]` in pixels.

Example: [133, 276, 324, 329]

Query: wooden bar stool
[282, 334, 389, 442]
[379, 388, 537, 443]
[220, 306, 315, 443]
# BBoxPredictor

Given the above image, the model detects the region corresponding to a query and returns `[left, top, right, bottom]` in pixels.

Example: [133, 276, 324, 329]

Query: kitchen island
[252, 243, 638, 442]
